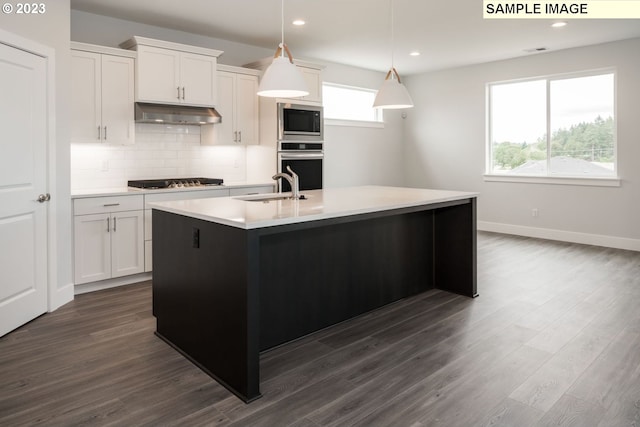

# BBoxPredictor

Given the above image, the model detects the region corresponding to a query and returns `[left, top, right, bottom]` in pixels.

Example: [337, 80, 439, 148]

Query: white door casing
[0, 40, 49, 337]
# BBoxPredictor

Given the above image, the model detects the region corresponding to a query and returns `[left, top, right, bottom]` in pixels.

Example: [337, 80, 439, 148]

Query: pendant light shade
[257, 0, 309, 98]
[373, 0, 414, 109]
[257, 44, 309, 98]
[373, 67, 414, 109]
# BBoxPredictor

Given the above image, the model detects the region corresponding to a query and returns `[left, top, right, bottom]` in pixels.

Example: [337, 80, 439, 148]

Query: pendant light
[373, 0, 414, 109]
[257, 0, 309, 98]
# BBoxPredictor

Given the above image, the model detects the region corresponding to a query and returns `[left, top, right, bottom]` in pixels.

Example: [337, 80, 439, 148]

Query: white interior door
[0, 42, 49, 337]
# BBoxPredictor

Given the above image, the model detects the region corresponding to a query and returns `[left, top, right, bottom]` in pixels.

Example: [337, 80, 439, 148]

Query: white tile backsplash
[70, 124, 249, 191]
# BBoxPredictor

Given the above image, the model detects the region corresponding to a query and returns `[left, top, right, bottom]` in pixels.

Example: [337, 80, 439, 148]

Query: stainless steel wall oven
[277, 142, 323, 192]
[276, 103, 324, 191]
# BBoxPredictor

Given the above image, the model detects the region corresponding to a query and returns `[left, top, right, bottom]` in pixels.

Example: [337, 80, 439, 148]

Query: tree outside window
[488, 72, 616, 177]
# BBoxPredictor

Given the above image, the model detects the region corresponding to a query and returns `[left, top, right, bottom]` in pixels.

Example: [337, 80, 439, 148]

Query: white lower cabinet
[73, 186, 276, 285]
[73, 195, 144, 285]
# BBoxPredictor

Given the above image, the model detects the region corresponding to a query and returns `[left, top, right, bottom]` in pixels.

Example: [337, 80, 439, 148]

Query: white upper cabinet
[121, 37, 223, 107]
[234, 73, 259, 144]
[298, 67, 323, 103]
[202, 66, 259, 145]
[133, 45, 180, 105]
[71, 43, 135, 145]
[179, 52, 218, 106]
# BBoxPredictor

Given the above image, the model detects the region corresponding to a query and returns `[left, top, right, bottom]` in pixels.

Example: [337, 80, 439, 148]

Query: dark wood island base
[152, 196, 477, 402]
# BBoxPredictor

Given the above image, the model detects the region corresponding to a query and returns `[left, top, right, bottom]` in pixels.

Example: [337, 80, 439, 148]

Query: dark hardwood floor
[1, 231, 639, 426]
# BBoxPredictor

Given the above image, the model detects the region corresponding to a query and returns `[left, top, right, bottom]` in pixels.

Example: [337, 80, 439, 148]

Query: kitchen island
[150, 186, 478, 402]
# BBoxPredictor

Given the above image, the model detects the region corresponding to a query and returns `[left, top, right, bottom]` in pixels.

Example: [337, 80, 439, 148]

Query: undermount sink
[234, 193, 307, 202]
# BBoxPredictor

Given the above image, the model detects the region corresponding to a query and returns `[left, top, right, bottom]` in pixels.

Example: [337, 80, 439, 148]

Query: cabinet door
[74, 213, 111, 284]
[111, 210, 144, 278]
[71, 50, 101, 143]
[235, 74, 259, 145]
[136, 45, 181, 104]
[180, 52, 217, 106]
[101, 54, 135, 145]
[300, 68, 322, 103]
[214, 70, 236, 144]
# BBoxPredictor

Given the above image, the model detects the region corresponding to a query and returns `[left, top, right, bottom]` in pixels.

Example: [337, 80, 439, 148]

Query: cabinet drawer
[74, 195, 144, 215]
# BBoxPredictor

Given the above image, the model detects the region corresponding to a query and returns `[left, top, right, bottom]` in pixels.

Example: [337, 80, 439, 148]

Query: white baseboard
[49, 281, 74, 311]
[478, 221, 640, 252]
[74, 273, 153, 295]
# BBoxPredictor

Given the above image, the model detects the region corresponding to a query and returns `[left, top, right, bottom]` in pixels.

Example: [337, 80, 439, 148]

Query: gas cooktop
[128, 177, 224, 189]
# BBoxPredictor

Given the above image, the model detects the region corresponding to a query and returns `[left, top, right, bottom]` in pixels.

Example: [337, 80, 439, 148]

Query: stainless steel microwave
[277, 103, 323, 142]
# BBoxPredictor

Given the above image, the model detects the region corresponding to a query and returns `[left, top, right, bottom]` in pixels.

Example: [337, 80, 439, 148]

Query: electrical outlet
[532, 208, 539, 218]
[101, 160, 109, 172]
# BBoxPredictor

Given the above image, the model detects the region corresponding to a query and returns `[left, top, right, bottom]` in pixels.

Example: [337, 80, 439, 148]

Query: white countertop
[149, 185, 478, 229]
[71, 182, 274, 199]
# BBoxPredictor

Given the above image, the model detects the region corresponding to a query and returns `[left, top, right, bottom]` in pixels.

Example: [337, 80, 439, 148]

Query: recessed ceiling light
[551, 21, 567, 28]
[292, 19, 305, 26]
[409, 51, 421, 56]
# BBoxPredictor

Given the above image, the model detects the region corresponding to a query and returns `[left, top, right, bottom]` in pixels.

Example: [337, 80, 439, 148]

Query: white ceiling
[70, 0, 640, 75]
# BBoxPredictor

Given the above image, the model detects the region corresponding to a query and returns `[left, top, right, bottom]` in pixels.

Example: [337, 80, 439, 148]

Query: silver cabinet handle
[107, 217, 110, 232]
[113, 217, 117, 232]
[103, 203, 120, 207]
[238, 131, 242, 143]
[98, 126, 101, 140]
[182, 87, 185, 100]
[234, 131, 237, 142]
[37, 193, 51, 203]
[177, 87, 181, 100]
[104, 126, 107, 141]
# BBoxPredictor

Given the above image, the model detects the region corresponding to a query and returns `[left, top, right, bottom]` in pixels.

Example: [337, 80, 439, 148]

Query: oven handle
[279, 152, 324, 160]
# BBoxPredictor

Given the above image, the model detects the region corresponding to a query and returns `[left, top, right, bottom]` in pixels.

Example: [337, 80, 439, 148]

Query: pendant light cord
[390, 0, 395, 69]
[280, 0, 285, 55]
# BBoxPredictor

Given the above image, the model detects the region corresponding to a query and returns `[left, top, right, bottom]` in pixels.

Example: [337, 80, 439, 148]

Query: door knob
[37, 193, 51, 203]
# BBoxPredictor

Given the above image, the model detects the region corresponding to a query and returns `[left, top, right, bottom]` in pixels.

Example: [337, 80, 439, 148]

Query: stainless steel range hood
[135, 102, 221, 125]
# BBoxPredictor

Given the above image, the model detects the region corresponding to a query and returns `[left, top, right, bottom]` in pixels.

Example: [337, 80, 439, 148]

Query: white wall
[322, 62, 406, 188]
[1, 0, 74, 308]
[70, 10, 405, 190]
[71, 10, 272, 67]
[404, 38, 640, 250]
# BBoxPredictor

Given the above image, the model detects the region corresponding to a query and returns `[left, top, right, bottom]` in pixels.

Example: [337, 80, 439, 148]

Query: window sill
[325, 118, 384, 129]
[483, 174, 621, 187]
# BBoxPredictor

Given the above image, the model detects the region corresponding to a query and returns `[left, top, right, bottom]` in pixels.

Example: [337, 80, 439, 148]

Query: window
[322, 82, 383, 125]
[487, 71, 616, 180]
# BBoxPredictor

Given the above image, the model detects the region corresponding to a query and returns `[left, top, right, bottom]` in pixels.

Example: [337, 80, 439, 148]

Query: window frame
[322, 82, 384, 128]
[485, 68, 620, 187]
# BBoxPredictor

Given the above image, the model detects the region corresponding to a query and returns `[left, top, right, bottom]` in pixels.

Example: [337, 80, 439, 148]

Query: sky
[490, 73, 614, 144]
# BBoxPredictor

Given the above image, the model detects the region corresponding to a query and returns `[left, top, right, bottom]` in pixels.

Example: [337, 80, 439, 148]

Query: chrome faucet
[272, 166, 300, 199]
